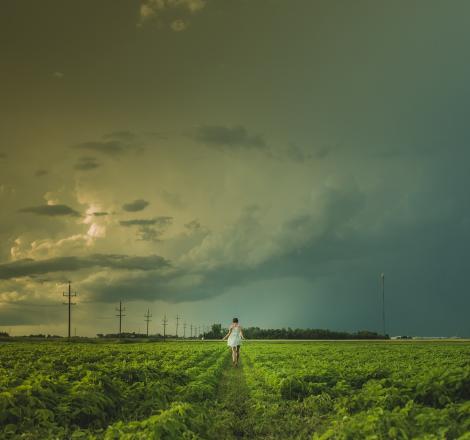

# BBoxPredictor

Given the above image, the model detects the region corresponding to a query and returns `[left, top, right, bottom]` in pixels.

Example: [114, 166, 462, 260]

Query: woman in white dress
[222, 317, 245, 367]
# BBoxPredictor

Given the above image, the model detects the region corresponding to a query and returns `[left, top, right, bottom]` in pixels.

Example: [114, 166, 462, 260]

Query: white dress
[227, 325, 242, 347]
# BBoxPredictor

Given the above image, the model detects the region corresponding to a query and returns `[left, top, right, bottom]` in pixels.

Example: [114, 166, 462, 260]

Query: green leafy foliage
[0, 340, 469, 439]
[0, 342, 226, 439]
[242, 341, 470, 439]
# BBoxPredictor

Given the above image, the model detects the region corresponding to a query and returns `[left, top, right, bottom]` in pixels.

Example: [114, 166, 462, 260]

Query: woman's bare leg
[231, 347, 237, 365]
[236, 346, 240, 364]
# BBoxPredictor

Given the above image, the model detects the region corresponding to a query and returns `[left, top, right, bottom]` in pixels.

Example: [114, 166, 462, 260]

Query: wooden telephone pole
[162, 314, 168, 341]
[381, 273, 386, 336]
[176, 314, 180, 338]
[144, 308, 152, 337]
[115, 301, 126, 338]
[63, 281, 77, 339]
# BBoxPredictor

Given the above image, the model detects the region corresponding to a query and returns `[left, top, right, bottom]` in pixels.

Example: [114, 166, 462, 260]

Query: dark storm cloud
[120, 216, 173, 242]
[86, 188, 367, 303]
[122, 199, 150, 212]
[18, 204, 81, 217]
[0, 301, 63, 326]
[34, 169, 48, 177]
[119, 216, 172, 227]
[0, 254, 170, 280]
[190, 125, 267, 150]
[84, 266, 210, 303]
[74, 156, 101, 171]
[136, 226, 162, 242]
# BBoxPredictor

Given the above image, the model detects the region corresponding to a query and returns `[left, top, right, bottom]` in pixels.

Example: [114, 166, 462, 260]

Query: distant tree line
[97, 332, 150, 339]
[96, 332, 202, 339]
[204, 324, 388, 340]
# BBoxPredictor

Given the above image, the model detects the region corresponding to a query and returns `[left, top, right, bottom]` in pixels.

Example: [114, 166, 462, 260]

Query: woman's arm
[222, 326, 232, 340]
[239, 327, 246, 340]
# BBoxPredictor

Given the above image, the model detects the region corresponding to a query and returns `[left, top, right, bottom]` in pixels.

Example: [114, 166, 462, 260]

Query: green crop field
[1, 341, 469, 439]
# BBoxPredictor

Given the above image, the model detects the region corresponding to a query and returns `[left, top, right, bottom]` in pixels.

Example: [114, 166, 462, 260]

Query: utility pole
[183, 322, 187, 339]
[381, 273, 386, 337]
[144, 308, 152, 337]
[176, 314, 180, 338]
[190, 323, 193, 338]
[162, 314, 168, 341]
[115, 301, 126, 338]
[63, 281, 77, 340]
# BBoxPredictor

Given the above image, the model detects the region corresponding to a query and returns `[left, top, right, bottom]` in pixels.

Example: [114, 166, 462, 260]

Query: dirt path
[207, 352, 254, 439]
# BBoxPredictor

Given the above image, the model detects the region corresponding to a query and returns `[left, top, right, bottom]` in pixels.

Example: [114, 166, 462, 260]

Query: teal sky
[1, 0, 470, 337]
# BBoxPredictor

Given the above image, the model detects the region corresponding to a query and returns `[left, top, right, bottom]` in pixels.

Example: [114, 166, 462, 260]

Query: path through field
[208, 352, 255, 439]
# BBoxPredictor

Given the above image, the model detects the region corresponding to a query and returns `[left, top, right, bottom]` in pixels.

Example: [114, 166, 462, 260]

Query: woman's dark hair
[232, 317, 238, 323]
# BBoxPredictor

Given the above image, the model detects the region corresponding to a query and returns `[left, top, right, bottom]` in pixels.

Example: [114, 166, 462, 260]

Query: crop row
[0, 342, 228, 439]
[241, 342, 470, 439]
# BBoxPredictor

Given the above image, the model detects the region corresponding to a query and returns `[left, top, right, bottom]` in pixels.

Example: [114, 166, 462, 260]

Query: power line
[381, 273, 386, 336]
[62, 281, 77, 340]
[176, 314, 180, 338]
[144, 308, 152, 337]
[162, 314, 168, 341]
[115, 301, 126, 338]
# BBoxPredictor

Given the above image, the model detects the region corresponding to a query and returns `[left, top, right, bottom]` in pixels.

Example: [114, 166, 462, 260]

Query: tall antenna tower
[176, 314, 180, 338]
[183, 322, 187, 338]
[62, 281, 77, 339]
[115, 301, 126, 338]
[380, 273, 386, 336]
[144, 308, 152, 337]
[162, 314, 168, 341]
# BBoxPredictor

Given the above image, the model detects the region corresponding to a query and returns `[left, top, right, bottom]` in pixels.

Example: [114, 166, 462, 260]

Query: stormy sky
[1, 0, 469, 337]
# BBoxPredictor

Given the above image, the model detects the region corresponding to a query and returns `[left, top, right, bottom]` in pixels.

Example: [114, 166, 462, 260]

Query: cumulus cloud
[77, 187, 364, 303]
[0, 254, 170, 280]
[122, 199, 150, 212]
[10, 235, 94, 261]
[18, 204, 81, 217]
[189, 125, 267, 150]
